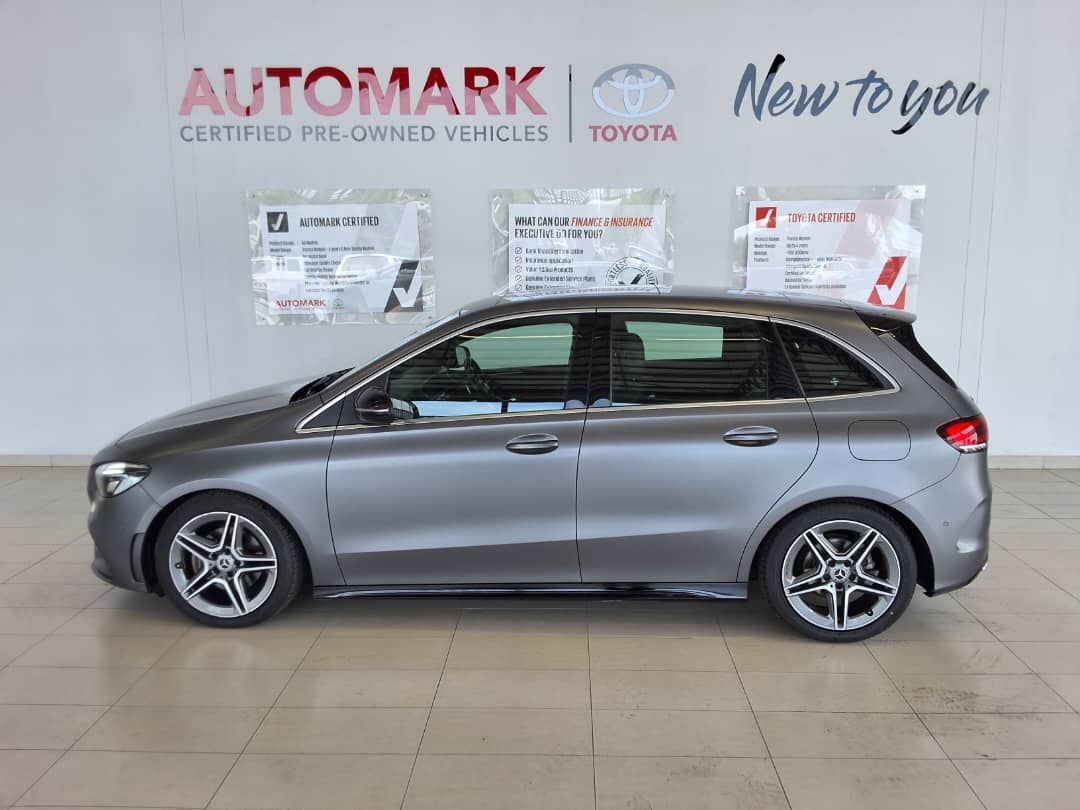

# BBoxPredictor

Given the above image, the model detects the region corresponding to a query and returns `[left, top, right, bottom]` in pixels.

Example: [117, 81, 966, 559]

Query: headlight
[93, 462, 150, 497]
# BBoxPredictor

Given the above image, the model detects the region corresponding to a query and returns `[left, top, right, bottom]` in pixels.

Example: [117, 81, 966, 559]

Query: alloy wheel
[780, 519, 901, 632]
[168, 511, 278, 618]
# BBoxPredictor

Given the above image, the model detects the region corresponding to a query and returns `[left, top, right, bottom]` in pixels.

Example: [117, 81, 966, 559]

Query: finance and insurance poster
[506, 198, 671, 293]
[745, 198, 921, 311]
[248, 189, 433, 325]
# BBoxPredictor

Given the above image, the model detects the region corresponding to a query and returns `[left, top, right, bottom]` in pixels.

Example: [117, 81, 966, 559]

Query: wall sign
[248, 188, 433, 325]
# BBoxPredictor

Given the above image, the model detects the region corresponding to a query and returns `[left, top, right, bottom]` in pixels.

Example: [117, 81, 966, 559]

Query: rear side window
[776, 323, 889, 397]
[609, 313, 800, 406]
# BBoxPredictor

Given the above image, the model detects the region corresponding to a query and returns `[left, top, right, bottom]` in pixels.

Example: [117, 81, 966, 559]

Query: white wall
[0, 0, 1076, 458]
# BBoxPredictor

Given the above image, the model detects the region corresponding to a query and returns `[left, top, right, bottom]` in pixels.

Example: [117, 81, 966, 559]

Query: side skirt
[313, 582, 748, 600]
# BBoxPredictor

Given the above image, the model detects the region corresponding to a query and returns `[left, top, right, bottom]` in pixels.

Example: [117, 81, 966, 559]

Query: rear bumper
[893, 452, 991, 595]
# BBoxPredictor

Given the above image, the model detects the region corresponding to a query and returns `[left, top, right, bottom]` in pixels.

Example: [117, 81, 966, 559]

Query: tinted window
[776, 323, 888, 397]
[385, 315, 580, 418]
[609, 314, 799, 406]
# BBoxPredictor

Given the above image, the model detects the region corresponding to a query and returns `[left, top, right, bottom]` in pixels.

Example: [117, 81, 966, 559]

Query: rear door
[575, 311, 819, 583]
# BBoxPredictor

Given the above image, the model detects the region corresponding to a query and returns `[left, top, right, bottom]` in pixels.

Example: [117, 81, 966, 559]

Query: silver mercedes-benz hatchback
[88, 288, 990, 641]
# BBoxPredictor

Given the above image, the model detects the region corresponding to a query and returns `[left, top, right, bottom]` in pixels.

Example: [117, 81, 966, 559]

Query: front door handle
[506, 433, 560, 455]
[723, 425, 780, 447]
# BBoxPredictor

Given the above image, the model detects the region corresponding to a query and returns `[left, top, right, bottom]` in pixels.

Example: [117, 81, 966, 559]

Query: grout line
[398, 604, 461, 810]
[586, 603, 598, 810]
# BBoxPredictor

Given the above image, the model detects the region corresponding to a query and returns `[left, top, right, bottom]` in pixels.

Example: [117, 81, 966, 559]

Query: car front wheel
[155, 492, 304, 627]
[762, 503, 917, 642]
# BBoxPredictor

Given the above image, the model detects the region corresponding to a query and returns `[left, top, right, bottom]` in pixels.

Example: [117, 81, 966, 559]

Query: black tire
[761, 502, 917, 642]
[155, 491, 305, 628]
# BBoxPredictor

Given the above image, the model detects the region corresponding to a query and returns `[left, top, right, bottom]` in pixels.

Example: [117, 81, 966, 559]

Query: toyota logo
[593, 64, 675, 119]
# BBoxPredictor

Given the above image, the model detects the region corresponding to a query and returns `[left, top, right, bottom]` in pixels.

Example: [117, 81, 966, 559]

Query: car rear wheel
[155, 493, 304, 627]
[762, 503, 917, 642]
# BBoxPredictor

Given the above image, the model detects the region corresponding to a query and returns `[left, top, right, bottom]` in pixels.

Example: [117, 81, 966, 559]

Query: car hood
[117, 376, 312, 446]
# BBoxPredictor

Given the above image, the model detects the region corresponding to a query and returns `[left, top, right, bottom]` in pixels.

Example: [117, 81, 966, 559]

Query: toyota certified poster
[744, 196, 923, 311]
[248, 189, 434, 325]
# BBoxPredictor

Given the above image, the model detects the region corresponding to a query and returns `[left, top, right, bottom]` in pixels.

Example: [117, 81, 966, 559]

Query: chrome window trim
[297, 306, 901, 434]
[295, 307, 595, 434]
[769, 316, 901, 398]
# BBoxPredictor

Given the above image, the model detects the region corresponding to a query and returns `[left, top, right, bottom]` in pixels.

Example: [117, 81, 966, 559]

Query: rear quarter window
[776, 323, 890, 397]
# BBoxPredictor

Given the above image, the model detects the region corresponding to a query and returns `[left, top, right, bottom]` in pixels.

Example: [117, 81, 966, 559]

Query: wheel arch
[743, 497, 934, 593]
[139, 487, 315, 593]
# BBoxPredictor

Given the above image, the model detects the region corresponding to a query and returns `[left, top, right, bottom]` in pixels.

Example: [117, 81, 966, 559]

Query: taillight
[937, 414, 989, 453]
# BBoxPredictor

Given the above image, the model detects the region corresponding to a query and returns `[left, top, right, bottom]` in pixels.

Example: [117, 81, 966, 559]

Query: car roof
[456, 285, 914, 324]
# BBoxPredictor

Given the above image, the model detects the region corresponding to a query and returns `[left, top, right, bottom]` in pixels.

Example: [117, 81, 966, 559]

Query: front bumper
[87, 481, 159, 592]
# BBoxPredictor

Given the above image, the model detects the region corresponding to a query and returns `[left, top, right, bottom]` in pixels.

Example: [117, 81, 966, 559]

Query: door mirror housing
[354, 388, 394, 424]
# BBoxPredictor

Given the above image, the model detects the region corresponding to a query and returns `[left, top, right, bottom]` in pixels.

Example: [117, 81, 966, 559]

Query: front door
[326, 311, 594, 584]
[576, 311, 819, 583]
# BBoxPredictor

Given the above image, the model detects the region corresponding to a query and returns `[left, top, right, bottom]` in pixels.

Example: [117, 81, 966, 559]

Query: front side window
[609, 313, 799, 406]
[775, 323, 890, 397]
[384, 315, 582, 419]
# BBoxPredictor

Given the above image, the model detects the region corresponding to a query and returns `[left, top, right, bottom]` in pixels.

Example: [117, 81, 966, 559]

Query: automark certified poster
[248, 189, 432, 325]
[506, 200, 670, 293]
[745, 199, 921, 311]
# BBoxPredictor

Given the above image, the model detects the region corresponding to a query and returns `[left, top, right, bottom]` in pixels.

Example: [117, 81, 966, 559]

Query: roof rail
[501, 284, 671, 301]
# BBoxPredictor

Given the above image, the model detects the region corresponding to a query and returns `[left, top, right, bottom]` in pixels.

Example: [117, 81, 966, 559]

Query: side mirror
[354, 388, 393, 424]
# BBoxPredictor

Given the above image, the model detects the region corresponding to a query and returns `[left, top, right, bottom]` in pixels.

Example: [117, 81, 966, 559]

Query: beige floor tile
[992, 503, 1046, 519]
[728, 637, 881, 673]
[20, 750, 235, 808]
[743, 672, 908, 713]
[435, 668, 589, 709]
[321, 609, 458, 638]
[446, 632, 587, 669]
[0, 561, 28, 581]
[456, 608, 586, 635]
[404, 754, 594, 810]
[0, 704, 105, 749]
[962, 559, 1055, 588]
[0, 633, 41, 666]
[894, 673, 1071, 713]
[248, 707, 428, 754]
[774, 758, 982, 810]
[588, 634, 734, 671]
[992, 532, 1080, 550]
[9, 561, 104, 586]
[211, 753, 414, 809]
[0, 666, 144, 705]
[955, 758, 1080, 810]
[421, 707, 592, 754]
[119, 668, 291, 707]
[955, 588, 1080, 616]
[0, 606, 78, 635]
[302, 635, 450, 669]
[1007, 641, 1080, 673]
[588, 610, 722, 637]
[868, 640, 1029, 674]
[0, 526, 85, 545]
[757, 712, 944, 758]
[595, 756, 787, 810]
[592, 670, 749, 710]
[75, 705, 266, 752]
[873, 609, 996, 641]
[51, 607, 191, 637]
[12, 634, 175, 668]
[988, 517, 1075, 533]
[1042, 674, 1080, 710]
[0, 545, 62, 564]
[43, 542, 96, 563]
[923, 712, 1080, 758]
[1015, 489, 1080, 505]
[0, 748, 63, 805]
[594, 709, 766, 757]
[153, 633, 314, 669]
[279, 669, 440, 707]
[981, 612, 1080, 641]
[0, 583, 108, 609]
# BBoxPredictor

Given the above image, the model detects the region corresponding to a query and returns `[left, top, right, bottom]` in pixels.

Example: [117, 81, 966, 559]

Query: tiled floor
[1, 466, 1080, 809]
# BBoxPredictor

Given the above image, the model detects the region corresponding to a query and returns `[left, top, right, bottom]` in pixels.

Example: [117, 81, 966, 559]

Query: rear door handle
[506, 433, 560, 455]
[723, 426, 780, 447]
